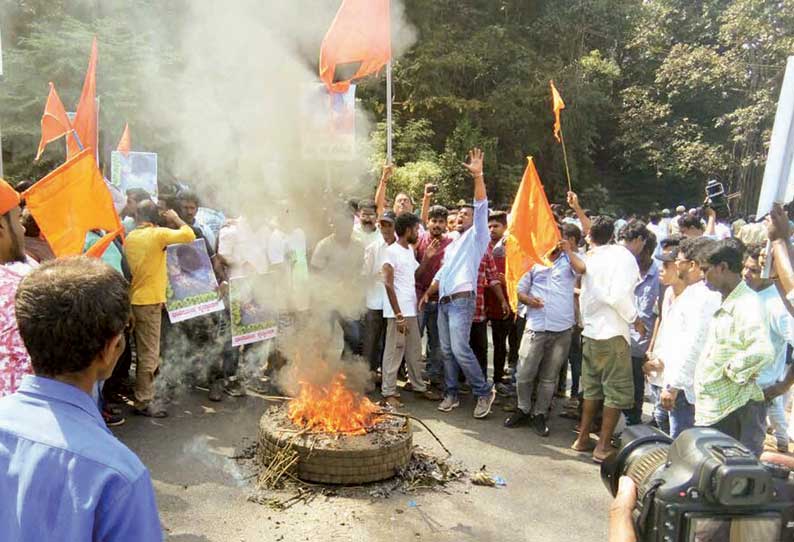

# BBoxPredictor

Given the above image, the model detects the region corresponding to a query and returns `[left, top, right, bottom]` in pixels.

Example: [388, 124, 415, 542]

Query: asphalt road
[114, 388, 611, 542]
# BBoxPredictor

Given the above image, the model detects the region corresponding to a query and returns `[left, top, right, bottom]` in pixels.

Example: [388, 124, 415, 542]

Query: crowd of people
[3, 145, 794, 538]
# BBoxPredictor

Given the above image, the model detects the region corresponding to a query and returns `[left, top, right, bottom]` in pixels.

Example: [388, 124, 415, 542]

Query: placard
[165, 240, 224, 323]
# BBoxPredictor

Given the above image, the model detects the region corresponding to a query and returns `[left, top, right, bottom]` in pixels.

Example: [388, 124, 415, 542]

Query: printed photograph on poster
[300, 83, 356, 161]
[230, 275, 278, 346]
[165, 240, 224, 323]
[110, 151, 158, 199]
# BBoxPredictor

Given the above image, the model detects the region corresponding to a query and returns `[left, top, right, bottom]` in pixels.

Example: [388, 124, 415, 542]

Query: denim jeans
[437, 295, 491, 398]
[623, 356, 647, 426]
[419, 301, 443, 382]
[767, 391, 790, 441]
[516, 328, 573, 416]
[669, 393, 695, 438]
[649, 384, 670, 435]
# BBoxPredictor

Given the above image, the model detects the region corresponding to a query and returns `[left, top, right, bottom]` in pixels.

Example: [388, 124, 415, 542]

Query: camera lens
[601, 425, 673, 497]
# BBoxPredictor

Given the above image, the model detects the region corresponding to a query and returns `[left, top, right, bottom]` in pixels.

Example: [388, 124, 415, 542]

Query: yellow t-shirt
[124, 225, 196, 305]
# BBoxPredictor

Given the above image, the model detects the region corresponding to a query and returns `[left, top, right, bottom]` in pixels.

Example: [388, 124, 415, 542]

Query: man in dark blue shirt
[0, 257, 162, 541]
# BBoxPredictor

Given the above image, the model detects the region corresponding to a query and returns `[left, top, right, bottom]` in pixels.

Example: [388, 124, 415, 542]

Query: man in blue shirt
[505, 238, 577, 436]
[0, 257, 163, 541]
[419, 148, 496, 419]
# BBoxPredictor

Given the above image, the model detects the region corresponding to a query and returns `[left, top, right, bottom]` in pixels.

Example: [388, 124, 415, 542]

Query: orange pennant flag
[71, 37, 98, 161]
[550, 80, 566, 143]
[505, 157, 561, 312]
[116, 122, 131, 156]
[319, 0, 391, 93]
[35, 83, 80, 160]
[84, 226, 125, 259]
[23, 149, 123, 257]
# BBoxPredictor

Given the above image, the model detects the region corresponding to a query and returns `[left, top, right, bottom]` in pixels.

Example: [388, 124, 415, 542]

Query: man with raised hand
[419, 149, 496, 419]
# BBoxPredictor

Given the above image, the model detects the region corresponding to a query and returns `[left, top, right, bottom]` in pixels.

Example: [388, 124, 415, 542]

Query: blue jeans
[649, 384, 670, 435]
[669, 392, 695, 438]
[437, 295, 491, 398]
[419, 301, 443, 382]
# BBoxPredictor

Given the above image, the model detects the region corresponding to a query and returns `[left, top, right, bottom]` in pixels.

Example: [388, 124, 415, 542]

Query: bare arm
[383, 262, 407, 334]
[419, 280, 440, 312]
[567, 192, 590, 236]
[464, 149, 486, 202]
[704, 206, 716, 236]
[374, 164, 394, 217]
[421, 184, 433, 225]
[560, 240, 586, 275]
[767, 204, 794, 298]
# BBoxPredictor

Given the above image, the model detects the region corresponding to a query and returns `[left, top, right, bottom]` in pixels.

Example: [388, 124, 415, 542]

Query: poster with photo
[230, 275, 278, 346]
[165, 240, 224, 323]
[110, 151, 158, 199]
[300, 83, 356, 160]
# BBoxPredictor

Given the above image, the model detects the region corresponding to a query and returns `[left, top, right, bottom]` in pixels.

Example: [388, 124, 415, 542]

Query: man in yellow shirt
[124, 201, 195, 417]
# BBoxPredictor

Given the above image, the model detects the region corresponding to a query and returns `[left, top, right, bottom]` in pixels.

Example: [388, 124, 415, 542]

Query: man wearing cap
[124, 200, 195, 418]
[0, 179, 33, 399]
[362, 210, 397, 377]
[670, 205, 687, 237]
[419, 148, 497, 419]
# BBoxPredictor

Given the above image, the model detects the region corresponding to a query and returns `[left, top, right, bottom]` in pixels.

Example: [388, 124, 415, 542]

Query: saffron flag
[116, 122, 131, 156]
[23, 149, 123, 257]
[319, 0, 391, 93]
[35, 83, 80, 160]
[550, 80, 565, 143]
[504, 157, 561, 312]
[71, 37, 98, 160]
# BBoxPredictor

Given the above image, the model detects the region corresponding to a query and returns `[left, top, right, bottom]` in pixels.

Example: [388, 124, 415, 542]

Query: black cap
[655, 247, 678, 262]
[379, 211, 396, 224]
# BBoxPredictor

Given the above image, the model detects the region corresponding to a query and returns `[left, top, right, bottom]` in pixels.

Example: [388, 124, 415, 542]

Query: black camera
[703, 179, 730, 219]
[602, 426, 794, 542]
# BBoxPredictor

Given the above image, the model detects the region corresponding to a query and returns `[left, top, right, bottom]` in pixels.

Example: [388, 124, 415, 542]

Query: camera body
[602, 426, 794, 542]
[703, 179, 730, 219]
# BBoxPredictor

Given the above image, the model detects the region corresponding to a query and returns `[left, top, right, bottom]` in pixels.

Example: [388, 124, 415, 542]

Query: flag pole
[386, 60, 393, 165]
[558, 126, 573, 192]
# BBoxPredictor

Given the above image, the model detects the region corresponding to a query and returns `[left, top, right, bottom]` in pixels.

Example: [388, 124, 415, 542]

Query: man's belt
[439, 291, 474, 304]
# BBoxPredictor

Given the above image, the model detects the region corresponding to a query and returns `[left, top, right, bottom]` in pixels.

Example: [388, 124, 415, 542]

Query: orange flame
[288, 373, 382, 435]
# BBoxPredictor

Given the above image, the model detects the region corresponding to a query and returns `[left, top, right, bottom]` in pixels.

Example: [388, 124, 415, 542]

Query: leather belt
[439, 291, 474, 304]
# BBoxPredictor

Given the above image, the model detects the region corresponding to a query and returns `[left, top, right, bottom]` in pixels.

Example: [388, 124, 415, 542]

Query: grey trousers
[707, 400, 768, 457]
[381, 317, 427, 397]
[516, 328, 573, 416]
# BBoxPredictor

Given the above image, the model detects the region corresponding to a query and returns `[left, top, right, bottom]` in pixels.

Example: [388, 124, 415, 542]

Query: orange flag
[505, 157, 561, 312]
[23, 149, 123, 257]
[550, 80, 566, 143]
[116, 122, 131, 156]
[71, 37, 98, 160]
[319, 0, 391, 92]
[35, 83, 80, 160]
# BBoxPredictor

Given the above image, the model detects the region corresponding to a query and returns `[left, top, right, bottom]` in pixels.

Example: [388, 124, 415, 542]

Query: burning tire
[258, 406, 413, 485]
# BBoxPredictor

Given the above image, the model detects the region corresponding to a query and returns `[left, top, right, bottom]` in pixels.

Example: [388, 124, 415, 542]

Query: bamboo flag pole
[558, 126, 573, 193]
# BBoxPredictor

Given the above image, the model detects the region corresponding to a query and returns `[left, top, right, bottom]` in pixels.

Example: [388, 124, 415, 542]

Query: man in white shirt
[650, 237, 721, 437]
[362, 211, 396, 376]
[568, 216, 640, 463]
[353, 199, 382, 248]
[382, 214, 441, 407]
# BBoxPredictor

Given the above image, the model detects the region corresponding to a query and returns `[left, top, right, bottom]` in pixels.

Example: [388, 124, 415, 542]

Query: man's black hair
[745, 242, 764, 261]
[489, 211, 508, 227]
[126, 188, 151, 203]
[561, 223, 582, 245]
[136, 200, 161, 224]
[395, 212, 421, 237]
[678, 213, 703, 231]
[428, 205, 449, 220]
[358, 199, 376, 212]
[16, 257, 130, 377]
[589, 216, 615, 245]
[703, 238, 746, 274]
[641, 230, 657, 259]
[178, 190, 200, 205]
[679, 236, 715, 264]
[619, 220, 650, 242]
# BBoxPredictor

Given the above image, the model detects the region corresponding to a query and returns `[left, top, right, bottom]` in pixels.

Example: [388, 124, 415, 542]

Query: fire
[288, 373, 382, 435]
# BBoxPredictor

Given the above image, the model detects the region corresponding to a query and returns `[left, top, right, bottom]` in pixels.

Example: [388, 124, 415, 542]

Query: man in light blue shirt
[419, 148, 496, 419]
[0, 257, 162, 541]
[504, 240, 577, 436]
[743, 244, 794, 452]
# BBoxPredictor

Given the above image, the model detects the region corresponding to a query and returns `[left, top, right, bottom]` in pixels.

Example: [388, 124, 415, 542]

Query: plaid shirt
[474, 247, 500, 323]
[695, 281, 775, 426]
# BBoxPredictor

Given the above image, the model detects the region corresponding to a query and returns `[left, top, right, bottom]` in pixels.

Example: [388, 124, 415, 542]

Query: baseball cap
[675, 205, 686, 213]
[655, 247, 679, 262]
[379, 210, 396, 224]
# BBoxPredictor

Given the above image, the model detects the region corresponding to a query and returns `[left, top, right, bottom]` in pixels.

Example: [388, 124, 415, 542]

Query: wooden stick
[559, 126, 573, 192]
[383, 411, 452, 457]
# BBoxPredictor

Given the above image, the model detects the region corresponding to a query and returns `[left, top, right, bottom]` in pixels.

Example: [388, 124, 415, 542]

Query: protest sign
[165, 240, 224, 323]
[230, 275, 278, 346]
[300, 83, 356, 160]
[110, 150, 158, 199]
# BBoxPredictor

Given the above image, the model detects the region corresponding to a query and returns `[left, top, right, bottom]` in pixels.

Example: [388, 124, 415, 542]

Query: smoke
[133, 1, 417, 400]
[183, 434, 247, 487]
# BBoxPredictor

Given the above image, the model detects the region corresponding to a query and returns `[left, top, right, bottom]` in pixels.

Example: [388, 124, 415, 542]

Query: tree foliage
[0, 0, 792, 214]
